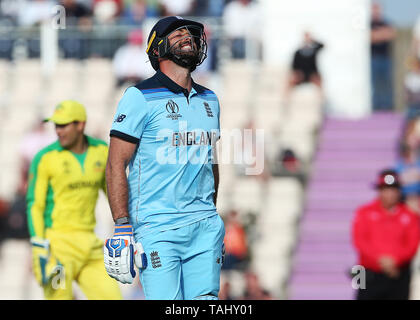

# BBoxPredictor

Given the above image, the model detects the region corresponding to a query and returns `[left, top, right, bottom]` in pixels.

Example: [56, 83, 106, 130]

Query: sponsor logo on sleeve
[114, 114, 127, 123]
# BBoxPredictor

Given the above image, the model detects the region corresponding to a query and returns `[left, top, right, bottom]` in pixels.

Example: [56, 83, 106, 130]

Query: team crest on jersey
[203, 102, 213, 117]
[94, 160, 104, 172]
[63, 161, 71, 174]
[166, 100, 182, 120]
[150, 251, 162, 268]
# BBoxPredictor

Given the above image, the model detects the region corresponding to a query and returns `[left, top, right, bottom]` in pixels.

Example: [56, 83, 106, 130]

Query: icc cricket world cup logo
[166, 99, 179, 114]
[166, 100, 182, 120]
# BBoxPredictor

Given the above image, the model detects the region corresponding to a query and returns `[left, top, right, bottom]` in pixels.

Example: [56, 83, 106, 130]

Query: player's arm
[26, 154, 49, 239]
[26, 153, 61, 285]
[104, 87, 148, 284]
[104, 137, 146, 285]
[105, 136, 137, 221]
[106, 86, 148, 221]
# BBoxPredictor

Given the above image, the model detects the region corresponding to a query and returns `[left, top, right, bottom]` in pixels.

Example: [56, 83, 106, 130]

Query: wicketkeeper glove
[104, 224, 147, 284]
[30, 237, 62, 286]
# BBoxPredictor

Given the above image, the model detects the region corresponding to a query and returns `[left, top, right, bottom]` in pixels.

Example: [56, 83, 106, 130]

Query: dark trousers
[371, 54, 394, 111]
[357, 266, 411, 300]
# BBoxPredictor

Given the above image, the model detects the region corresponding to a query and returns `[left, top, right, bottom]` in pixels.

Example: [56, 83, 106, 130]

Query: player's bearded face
[168, 28, 200, 66]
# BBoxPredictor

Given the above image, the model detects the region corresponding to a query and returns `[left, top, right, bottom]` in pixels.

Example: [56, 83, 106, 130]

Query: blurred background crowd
[1, 0, 420, 300]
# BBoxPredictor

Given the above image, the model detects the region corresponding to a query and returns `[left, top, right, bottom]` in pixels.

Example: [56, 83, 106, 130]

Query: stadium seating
[251, 178, 303, 298]
[218, 60, 323, 298]
[0, 239, 42, 299]
[0, 58, 121, 299]
[0, 57, 323, 299]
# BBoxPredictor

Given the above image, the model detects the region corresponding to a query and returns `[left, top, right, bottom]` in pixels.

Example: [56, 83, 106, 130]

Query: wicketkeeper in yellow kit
[26, 100, 122, 300]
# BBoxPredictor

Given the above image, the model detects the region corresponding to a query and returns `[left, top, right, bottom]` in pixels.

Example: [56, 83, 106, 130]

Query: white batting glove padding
[104, 225, 147, 284]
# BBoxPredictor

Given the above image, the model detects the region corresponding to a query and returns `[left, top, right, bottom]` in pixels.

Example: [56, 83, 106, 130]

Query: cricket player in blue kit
[103, 16, 225, 300]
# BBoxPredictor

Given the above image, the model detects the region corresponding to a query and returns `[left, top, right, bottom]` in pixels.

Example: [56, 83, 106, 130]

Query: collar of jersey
[155, 70, 205, 95]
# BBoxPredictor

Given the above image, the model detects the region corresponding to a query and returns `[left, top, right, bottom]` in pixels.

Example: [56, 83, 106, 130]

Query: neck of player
[160, 60, 192, 93]
[69, 135, 88, 154]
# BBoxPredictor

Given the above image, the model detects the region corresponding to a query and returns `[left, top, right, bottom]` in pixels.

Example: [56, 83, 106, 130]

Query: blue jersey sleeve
[110, 87, 149, 144]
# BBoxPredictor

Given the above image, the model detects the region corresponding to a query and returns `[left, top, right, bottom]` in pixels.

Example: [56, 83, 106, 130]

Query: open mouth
[179, 40, 193, 50]
[181, 43, 192, 49]
[173, 42, 196, 56]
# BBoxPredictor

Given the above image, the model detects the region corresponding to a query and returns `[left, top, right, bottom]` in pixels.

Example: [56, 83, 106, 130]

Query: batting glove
[104, 224, 147, 284]
[30, 237, 62, 286]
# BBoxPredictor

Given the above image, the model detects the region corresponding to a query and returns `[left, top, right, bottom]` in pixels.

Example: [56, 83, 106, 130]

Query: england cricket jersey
[110, 70, 220, 238]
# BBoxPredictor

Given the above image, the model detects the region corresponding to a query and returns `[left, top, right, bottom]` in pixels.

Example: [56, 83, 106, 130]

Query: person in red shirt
[222, 209, 248, 270]
[352, 169, 420, 300]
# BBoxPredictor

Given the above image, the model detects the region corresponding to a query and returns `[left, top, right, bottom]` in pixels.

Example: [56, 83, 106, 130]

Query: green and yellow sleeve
[26, 152, 50, 238]
[100, 143, 109, 196]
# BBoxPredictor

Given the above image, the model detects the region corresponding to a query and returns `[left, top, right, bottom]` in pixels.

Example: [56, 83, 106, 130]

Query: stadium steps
[288, 112, 404, 300]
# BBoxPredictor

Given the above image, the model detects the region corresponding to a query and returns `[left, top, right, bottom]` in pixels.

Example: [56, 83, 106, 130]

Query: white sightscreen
[262, 0, 371, 118]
